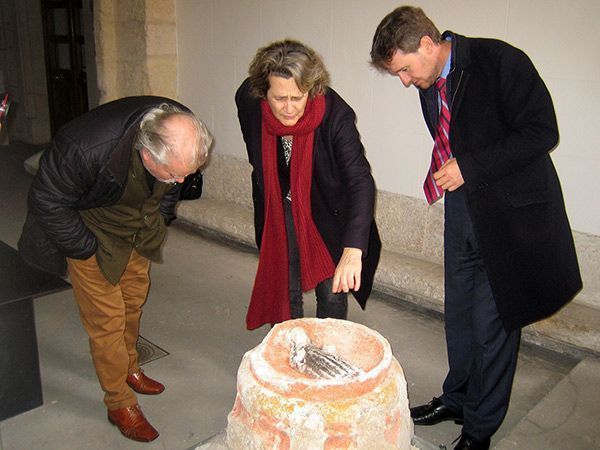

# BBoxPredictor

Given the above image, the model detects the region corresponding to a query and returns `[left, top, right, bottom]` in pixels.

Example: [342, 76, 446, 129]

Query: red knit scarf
[246, 94, 335, 329]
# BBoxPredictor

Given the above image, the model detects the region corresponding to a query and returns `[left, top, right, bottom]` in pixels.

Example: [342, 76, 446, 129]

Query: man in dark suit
[370, 6, 581, 450]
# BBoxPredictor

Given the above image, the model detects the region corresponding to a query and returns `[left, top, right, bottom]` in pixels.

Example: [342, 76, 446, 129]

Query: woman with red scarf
[236, 40, 381, 330]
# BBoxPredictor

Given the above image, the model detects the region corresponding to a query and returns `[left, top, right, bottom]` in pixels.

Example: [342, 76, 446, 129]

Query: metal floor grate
[137, 335, 169, 365]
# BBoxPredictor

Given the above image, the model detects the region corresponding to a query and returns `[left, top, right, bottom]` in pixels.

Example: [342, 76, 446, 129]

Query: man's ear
[139, 148, 151, 164]
[419, 35, 435, 54]
[139, 148, 154, 172]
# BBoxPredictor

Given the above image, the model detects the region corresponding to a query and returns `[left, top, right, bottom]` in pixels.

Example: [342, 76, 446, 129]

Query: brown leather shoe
[108, 404, 159, 442]
[126, 369, 165, 395]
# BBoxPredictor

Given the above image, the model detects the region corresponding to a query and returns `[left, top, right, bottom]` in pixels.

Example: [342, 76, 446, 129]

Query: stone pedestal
[225, 318, 415, 449]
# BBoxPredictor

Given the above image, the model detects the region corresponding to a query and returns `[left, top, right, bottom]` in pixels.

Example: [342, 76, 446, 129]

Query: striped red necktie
[423, 77, 452, 204]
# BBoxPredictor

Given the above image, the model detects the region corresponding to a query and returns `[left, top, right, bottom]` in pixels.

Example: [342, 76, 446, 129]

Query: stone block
[177, 197, 256, 249]
[145, 23, 177, 56]
[95, 61, 119, 101]
[376, 191, 427, 259]
[93, 0, 116, 24]
[421, 203, 445, 264]
[202, 153, 253, 208]
[573, 231, 600, 310]
[526, 301, 600, 356]
[146, 56, 177, 98]
[145, 0, 175, 23]
[375, 250, 444, 312]
[371, 190, 444, 266]
[116, 23, 147, 59]
[115, 0, 146, 22]
[116, 61, 148, 96]
[93, 22, 118, 63]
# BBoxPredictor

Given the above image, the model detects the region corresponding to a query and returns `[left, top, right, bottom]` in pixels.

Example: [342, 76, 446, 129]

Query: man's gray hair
[135, 103, 212, 168]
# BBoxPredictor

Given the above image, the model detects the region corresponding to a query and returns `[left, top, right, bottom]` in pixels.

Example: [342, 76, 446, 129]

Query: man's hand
[433, 158, 464, 192]
[332, 247, 363, 293]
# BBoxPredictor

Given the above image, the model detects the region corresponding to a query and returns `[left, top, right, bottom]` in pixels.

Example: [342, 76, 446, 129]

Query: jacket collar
[418, 31, 471, 134]
[419, 31, 470, 96]
[443, 31, 470, 77]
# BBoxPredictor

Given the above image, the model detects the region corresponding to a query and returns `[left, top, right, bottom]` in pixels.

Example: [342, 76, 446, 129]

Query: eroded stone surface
[226, 318, 415, 449]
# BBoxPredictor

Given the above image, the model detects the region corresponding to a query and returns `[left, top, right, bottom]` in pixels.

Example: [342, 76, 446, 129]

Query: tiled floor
[0, 143, 595, 450]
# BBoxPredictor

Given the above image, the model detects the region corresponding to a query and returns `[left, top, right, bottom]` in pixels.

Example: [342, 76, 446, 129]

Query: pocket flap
[506, 190, 549, 207]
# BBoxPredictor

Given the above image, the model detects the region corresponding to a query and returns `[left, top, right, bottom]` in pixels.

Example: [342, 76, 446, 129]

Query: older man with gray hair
[18, 96, 211, 442]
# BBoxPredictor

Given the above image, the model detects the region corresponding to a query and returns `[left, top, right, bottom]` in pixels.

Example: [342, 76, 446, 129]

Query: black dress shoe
[410, 397, 463, 425]
[453, 432, 490, 450]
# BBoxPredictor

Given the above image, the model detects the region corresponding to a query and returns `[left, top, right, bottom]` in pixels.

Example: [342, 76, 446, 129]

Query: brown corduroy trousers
[67, 250, 150, 410]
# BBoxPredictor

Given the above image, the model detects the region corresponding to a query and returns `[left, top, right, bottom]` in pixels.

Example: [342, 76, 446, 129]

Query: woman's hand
[332, 247, 363, 293]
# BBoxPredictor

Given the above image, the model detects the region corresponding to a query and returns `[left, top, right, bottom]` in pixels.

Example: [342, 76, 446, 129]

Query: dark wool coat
[18, 96, 186, 275]
[420, 32, 582, 330]
[235, 79, 381, 308]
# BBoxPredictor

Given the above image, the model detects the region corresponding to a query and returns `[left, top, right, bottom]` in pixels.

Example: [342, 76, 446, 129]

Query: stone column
[94, 0, 177, 104]
[144, 0, 178, 100]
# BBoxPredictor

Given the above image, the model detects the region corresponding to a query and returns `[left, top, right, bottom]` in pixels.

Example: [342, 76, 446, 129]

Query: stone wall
[93, 0, 177, 103]
[177, 153, 600, 356]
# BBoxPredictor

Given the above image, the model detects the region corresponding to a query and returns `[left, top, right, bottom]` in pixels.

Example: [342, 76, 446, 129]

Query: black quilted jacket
[19, 96, 187, 274]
